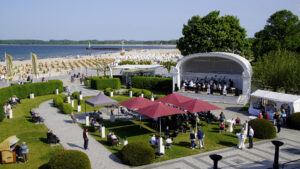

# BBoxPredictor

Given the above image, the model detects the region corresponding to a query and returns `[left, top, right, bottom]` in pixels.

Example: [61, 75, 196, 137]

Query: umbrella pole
[85, 102, 86, 115]
[160, 117, 161, 137]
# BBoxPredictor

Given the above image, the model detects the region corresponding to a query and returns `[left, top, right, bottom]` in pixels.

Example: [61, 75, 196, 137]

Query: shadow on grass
[38, 163, 49, 169]
[113, 125, 152, 138]
[175, 141, 191, 148]
[39, 137, 48, 144]
[218, 140, 236, 147]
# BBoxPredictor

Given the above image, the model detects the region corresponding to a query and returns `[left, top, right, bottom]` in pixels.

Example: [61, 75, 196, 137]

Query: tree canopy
[176, 11, 251, 57]
[253, 49, 300, 94]
[252, 10, 300, 60]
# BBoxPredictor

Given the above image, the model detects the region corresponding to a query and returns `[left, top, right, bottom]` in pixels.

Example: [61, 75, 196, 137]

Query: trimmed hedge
[72, 91, 80, 99]
[132, 76, 172, 94]
[0, 80, 63, 122]
[248, 118, 276, 139]
[53, 96, 63, 108]
[91, 78, 120, 90]
[62, 103, 73, 114]
[48, 150, 91, 169]
[287, 112, 300, 130]
[121, 142, 155, 166]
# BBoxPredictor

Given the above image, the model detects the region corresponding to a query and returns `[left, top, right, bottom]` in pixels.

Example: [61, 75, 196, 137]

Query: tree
[94, 58, 115, 77]
[253, 49, 300, 93]
[177, 11, 251, 58]
[160, 61, 177, 73]
[252, 10, 300, 60]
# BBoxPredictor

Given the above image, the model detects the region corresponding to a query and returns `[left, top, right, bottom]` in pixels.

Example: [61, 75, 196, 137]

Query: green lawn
[85, 119, 260, 163]
[0, 95, 63, 169]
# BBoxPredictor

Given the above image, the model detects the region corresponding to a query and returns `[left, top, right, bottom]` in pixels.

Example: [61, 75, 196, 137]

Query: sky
[1, 0, 299, 41]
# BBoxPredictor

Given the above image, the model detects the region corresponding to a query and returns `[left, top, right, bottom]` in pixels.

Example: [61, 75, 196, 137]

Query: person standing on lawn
[197, 129, 205, 149]
[248, 126, 254, 149]
[189, 130, 196, 150]
[83, 129, 89, 150]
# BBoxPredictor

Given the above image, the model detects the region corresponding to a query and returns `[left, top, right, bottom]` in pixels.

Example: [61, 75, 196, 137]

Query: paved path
[36, 100, 128, 169]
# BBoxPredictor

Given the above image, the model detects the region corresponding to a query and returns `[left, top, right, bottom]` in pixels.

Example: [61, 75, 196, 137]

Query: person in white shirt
[165, 137, 172, 149]
[150, 135, 156, 145]
[248, 126, 254, 149]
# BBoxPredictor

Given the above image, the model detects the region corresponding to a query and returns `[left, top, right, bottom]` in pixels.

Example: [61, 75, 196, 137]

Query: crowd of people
[180, 76, 238, 96]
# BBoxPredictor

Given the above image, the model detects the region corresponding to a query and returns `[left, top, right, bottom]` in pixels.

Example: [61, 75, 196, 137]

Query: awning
[155, 93, 194, 107]
[85, 92, 118, 107]
[177, 99, 222, 113]
[119, 96, 155, 110]
[135, 102, 186, 118]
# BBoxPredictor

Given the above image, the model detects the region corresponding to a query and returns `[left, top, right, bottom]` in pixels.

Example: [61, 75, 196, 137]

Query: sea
[0, 44, 176, 61]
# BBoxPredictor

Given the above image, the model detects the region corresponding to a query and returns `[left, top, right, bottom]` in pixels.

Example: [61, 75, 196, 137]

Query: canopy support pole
[160, 117, 161, 137]
[140, 115, 141, 128]
[85, 102, 86, 115]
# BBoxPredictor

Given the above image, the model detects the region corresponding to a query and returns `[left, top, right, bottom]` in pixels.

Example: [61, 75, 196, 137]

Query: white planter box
[77, 105, 81, 112]
[110, 91, 114, 97]
[129, 91, 132, 97]
[30, 93, 34, 99]
[101, 126, 106, 138]
[56, 89, 59, 95]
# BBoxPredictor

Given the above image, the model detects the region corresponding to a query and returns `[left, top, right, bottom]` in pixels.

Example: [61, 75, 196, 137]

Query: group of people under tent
[258, 108, 287, 133]
[3, 95, 20, 119]
[180, 76, 238, 96]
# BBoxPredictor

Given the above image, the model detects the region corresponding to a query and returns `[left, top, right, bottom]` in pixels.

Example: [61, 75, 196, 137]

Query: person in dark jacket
[189, 130, 196, 150]
[83, 129, 89, 150]
[197, 129, 205, 149]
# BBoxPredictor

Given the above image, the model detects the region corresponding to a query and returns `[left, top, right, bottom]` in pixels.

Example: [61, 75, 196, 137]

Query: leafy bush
[0, 80, 63, 122]
[154, 94, 165, 100]
[121, 142, 155, 166]
[138, 60, 152, 65]
[91, 78, 120, 90]
[118, 60, 136, 65]
[0, 111, 4, 122]
[142, 89, 152, 99]
[53, 96, 63, 108]
[48, 150, 91, 169]
[132, 76, 172, 94]
[287, 112, 300, 130]
[72, 91, 80, 99]
[104, 88, 114, 96]
[62, 103, 73, 114]
[248, 118, 276, 139]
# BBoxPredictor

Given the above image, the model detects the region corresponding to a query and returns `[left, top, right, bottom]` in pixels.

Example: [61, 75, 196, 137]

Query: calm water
[0, 45, 176, 61]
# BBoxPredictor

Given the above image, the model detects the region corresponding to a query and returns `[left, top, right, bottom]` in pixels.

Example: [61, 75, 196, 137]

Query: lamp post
[209, 154, 222, 169]
[272, 140, 284, 169]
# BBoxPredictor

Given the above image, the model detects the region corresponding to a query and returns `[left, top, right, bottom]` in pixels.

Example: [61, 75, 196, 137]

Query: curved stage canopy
[173, 52, 253, 104]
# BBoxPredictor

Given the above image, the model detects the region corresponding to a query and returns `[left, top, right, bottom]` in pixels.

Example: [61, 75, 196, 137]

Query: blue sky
[1, 0, 299, 41]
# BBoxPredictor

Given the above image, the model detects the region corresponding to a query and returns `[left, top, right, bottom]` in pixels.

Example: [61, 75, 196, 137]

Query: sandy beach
[0, 49, 181, 81]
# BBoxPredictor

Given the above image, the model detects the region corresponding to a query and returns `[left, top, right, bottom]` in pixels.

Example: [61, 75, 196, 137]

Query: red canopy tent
[119, 96, 155, 110]
[155, 93, 194, 107]
[177, 98, 222, 131]
[135, 102, 186, 136]
[177, 99, 222, 113]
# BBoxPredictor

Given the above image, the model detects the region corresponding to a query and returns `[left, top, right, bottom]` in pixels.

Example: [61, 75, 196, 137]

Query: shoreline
[0, 44, 176, 47]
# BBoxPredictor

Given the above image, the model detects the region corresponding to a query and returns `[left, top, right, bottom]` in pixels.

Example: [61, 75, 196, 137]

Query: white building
[173, 52, 253, 105]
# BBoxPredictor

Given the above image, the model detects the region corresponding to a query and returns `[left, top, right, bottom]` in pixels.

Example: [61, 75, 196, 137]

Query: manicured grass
[86, 120, 260, 163]
[0, 95, 63, 169]
[72, 95, 134, 113]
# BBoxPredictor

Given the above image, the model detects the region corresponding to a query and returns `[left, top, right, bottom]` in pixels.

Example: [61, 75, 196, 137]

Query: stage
[175, 91, 248, 105]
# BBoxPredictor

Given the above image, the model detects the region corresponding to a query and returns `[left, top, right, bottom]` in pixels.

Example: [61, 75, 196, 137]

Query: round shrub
[48, 150, 91, 169]
[248, 118, 276, 139]
[72, 91, 79, 99]
[62, 103, 73, 114]
[287, 112, 300, 130]
[121, 141, 155, 166]
[142, 89, 152, 99]
[53, 96, 63, 108]
[104, 88, 113, 96]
